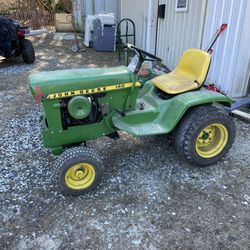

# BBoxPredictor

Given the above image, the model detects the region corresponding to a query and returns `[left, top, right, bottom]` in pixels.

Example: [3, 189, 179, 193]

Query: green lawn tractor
[28, 42, 236, 195]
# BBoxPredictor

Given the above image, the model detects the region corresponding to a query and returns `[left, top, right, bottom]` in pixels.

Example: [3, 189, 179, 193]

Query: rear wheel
[173, 106, 235, 166]
[20, 39, 35, 64]
[55, 147, 103, 195]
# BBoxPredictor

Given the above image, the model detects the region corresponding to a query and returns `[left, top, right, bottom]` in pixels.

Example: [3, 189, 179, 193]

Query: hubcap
[65, 163, 96, 190]
[195, 123, 228, 158]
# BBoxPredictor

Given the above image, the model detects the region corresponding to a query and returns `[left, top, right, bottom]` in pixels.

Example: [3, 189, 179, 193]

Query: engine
[60, 95, 102, 129]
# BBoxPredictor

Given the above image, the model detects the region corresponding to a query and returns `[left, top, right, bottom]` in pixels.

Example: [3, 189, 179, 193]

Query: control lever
[115, 108, 126, 117]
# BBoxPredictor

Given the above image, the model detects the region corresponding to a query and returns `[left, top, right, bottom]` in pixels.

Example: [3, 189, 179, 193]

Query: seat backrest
[173, 49, 211, 85]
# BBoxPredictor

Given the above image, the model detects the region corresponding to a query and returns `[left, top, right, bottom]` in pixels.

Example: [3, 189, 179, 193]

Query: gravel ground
[0, 34, 249, 250]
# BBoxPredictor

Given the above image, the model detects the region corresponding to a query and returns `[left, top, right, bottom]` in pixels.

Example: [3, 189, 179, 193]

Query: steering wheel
[126, 43, 162, 73]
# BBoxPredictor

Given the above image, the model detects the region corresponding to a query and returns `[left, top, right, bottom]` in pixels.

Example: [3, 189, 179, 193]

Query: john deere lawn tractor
[28, 39, 235, 195]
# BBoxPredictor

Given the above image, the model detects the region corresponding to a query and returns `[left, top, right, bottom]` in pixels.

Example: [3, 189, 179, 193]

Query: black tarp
[0, 17, 19, 57]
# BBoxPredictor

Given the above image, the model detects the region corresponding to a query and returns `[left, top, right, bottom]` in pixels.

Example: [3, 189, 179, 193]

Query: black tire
[55, 147, 103, 195]
[173, 105, 235, 166]
[20, 39, 35, 64]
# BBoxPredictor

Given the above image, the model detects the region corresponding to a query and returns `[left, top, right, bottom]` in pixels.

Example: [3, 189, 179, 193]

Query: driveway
[0, 34, 249, 250]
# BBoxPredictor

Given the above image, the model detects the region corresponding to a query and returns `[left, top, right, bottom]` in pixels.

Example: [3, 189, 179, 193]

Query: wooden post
[32, 0, 38, 29]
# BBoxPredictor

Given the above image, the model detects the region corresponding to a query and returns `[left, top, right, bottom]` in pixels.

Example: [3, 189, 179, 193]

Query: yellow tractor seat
[152, 49, 211, 94]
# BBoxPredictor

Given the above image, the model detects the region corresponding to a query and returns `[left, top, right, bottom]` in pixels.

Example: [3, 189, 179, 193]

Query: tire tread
[173, 105, 235, 166]
[20, 39, 35, 64]
[55, 147, 103, 195]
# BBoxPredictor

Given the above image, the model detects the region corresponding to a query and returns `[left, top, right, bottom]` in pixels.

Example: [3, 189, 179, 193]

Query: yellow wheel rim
[65, 163, 96, 190]
[195, 123, 228, 159]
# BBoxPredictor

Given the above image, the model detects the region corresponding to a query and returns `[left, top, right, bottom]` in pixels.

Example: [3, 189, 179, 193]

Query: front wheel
[55, 147, 103, 195]
[20, 39, 35, 64]
[173, 106, 235, 166]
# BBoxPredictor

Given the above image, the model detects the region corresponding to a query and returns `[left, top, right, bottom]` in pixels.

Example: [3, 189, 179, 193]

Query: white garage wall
[232, 0, 250, 97]
[156, 0, 207, 69]
[202, 0, 249, 97]
[120, 0, 149, 49]
[119, 0, 250, 97]
[73, 0, 119, 32]
[94, 0, 118, 19]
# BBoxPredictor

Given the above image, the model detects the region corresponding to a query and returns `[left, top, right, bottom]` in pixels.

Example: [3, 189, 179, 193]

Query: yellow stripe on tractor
[47, 82, 141, 100]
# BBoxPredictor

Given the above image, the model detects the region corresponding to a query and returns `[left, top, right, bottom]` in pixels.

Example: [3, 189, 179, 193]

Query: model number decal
[46, 82, 141, 100]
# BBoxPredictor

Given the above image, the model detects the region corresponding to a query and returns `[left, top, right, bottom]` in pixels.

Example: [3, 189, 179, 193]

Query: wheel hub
[195, 124, 228, 158]
[198, 127, 214, 145]
[76, 170, 85, 179]
[65, 163, 96, 190]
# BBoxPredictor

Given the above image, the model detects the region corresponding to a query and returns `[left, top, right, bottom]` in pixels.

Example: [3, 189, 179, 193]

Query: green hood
[28, 66, 133, 98]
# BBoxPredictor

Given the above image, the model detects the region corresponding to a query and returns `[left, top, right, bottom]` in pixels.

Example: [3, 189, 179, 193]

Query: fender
[160, 89, 232, 133]
[112, 88, 232, 136]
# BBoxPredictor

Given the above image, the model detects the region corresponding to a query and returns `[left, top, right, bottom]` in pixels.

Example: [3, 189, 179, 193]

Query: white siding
[202, 0, 248, 97]
[156, 0, 207, 69]
[119, 0, 250, 97]
[73, 0, 119, 32]
[120, 0, 149, 49]
[94, 0, 118, 19]
[232, 0, 250, 97]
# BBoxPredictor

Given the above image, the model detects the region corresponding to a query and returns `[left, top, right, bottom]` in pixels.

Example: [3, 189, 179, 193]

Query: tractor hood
[28, 66, 133, 100]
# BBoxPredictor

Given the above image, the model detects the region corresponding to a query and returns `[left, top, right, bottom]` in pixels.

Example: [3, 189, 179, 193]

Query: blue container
[93, 19, 115, 52]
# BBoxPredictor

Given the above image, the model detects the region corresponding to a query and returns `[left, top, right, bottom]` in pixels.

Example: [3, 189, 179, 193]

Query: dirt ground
[0, 34, 249, 250]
